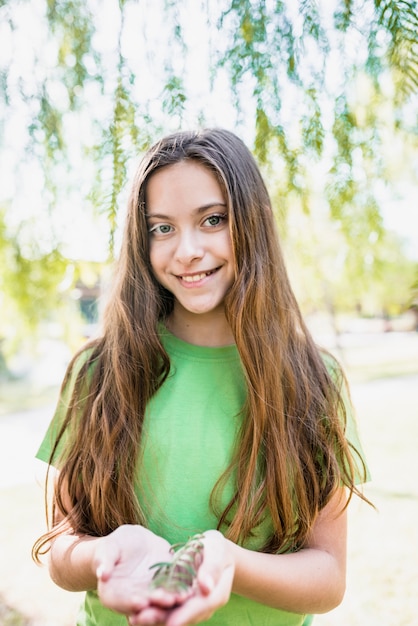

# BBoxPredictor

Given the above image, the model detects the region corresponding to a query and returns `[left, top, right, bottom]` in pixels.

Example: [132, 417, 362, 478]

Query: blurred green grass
[340, 333, 418, 382]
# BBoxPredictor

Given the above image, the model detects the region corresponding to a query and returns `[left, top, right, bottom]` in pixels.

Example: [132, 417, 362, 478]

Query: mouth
[178, 268, 219, 283]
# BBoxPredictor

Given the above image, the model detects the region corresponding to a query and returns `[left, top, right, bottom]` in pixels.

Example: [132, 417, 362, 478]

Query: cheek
[148, 243, 160, 275]
[149, 242, 172, 277]
[222, 233, 235, 265]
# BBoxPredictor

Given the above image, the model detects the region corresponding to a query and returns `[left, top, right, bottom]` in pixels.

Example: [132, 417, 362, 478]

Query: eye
[149, 224, 173, 235]
[204, 213, 227, 227]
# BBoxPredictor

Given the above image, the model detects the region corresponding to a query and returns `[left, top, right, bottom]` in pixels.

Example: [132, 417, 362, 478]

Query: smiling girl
[146, 160, 235, 344]
[33, 128, 370, 626]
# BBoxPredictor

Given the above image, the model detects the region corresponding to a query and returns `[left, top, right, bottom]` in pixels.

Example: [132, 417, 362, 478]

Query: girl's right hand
[94, 525, 178, 616]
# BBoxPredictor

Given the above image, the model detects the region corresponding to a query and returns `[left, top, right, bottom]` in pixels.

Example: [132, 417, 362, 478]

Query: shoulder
[59, 341, 101, 403]
[36, 343, 101, 465]
[319, 349, 345, 387]
[66, 341, 100, 379]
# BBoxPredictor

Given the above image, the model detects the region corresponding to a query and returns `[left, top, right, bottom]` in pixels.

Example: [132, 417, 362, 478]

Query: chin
[182, 303, 224, 316]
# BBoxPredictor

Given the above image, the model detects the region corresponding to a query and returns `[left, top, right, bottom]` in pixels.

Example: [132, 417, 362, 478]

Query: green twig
[149, 534, 204, 593]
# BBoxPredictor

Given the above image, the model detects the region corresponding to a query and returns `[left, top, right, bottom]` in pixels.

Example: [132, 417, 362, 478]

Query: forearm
[227, 491, 348, 615]
[229, 542, 346, 614]
[49, 532, 102, 592]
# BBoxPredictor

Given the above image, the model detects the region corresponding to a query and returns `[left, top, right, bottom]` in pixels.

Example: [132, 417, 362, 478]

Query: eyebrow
[145, 202, 227, 219]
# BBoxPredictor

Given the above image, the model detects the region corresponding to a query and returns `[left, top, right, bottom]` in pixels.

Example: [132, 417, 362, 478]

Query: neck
[166, 307, 235, 347]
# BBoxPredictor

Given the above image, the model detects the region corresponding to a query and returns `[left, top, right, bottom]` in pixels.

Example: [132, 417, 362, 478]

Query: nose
[175, 229, 204, 264]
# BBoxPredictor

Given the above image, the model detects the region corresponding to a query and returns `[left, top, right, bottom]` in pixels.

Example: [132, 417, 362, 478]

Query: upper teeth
[182, 272, 209, 283]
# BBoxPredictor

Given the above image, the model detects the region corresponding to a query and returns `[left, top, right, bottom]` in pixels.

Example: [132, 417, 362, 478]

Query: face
[146, 160, 235, 325]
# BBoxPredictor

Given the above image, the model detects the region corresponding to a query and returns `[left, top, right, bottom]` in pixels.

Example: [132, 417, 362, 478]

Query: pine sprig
[149, 534, 204, 593]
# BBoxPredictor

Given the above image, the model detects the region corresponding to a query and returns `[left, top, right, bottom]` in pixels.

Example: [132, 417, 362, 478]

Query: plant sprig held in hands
[149, 534, 205, 593]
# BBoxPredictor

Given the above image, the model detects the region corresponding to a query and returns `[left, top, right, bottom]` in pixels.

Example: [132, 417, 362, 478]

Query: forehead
[145, 161, 225, 211]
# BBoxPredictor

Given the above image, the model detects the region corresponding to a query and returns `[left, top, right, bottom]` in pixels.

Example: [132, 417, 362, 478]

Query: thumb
[94, 537, 121, 583]
[197, 570, 215, 596]
[196, 530, 224, 595]
[197, 548, 217, 595]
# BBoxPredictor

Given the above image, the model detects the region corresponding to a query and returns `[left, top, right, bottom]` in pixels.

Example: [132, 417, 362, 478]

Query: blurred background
[0, 0, 417, 624]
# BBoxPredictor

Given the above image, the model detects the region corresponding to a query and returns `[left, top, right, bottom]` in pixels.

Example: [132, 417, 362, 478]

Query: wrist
[50, 533, 103, 592]
[224, 538, 240, 588]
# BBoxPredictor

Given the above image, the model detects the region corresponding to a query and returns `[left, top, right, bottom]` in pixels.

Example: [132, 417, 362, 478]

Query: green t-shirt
[37, 328, 368, 626]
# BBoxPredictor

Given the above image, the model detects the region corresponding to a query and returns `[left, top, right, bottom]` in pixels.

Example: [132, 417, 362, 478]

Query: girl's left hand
[129, 530, 235, 626]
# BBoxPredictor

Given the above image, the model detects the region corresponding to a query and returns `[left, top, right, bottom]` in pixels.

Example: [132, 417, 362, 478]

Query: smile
[178, 269, 218, 283]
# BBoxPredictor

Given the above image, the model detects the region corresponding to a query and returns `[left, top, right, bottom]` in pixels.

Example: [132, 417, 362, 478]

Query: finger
[148, 587, 193, 608]
[196, 571, 214, 596]
[129, 605, 169, 625]
[166, 565, 234, 626]
[164, 595, 214, 626]
[98, 581, 150, 615]
[95, 540, 121, 582]
[196, 530, 224, 585]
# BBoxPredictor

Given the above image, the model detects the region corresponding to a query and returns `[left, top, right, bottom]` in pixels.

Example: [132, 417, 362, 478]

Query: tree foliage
[0, 205, 69, 359]
[0, 0, 417, 343]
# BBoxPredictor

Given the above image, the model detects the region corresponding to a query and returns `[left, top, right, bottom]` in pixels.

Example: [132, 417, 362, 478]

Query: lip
[176, 267, 219, 286]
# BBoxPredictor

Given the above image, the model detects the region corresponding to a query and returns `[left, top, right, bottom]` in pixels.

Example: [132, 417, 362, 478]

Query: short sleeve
[322, 352, 371, 484]
[36, 348, 94, 466]
[340, 378, 371, 484]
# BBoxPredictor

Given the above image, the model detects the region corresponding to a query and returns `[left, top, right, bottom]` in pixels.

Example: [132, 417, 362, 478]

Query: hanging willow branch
[0, 0, 417, 281]
[374, 0, 418, 95]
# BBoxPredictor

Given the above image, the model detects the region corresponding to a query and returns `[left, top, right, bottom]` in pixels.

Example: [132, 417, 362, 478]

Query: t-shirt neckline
[159, 323, 239, 361]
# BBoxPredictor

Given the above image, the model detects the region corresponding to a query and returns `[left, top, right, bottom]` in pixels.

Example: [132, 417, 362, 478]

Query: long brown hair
[33, 128, 369, 561]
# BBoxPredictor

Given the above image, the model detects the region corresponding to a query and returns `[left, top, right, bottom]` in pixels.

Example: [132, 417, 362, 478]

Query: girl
[33, 128, 370, 626]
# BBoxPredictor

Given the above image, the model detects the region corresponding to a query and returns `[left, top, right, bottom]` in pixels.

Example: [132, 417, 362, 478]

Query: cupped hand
[94, 524, 179, 616]
[129, 530, 235, 626]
